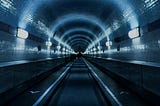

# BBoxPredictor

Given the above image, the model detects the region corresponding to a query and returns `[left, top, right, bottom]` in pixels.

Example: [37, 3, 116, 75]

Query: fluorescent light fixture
[57, 45, 61, 49]
[17, 28, 28, 39]
[128, 27, 140, 39]
[106, 41, 112, 47]
[46, 41, 52, 47]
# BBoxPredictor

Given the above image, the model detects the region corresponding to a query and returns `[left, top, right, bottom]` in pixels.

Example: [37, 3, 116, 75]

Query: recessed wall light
[17, 28, 28, 39]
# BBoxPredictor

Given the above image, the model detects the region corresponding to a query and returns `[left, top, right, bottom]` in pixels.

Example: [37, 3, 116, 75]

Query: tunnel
[0, 0, 160, 106]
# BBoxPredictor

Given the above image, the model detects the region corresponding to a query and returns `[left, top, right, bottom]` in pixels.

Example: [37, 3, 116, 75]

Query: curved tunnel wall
[0, 22, 64, 62]
[0, 0, 160, 63]
[95, 19, 160, 63]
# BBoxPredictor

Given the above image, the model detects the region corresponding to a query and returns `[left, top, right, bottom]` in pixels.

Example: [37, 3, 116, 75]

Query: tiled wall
[0, 30, 59, 62]
[100, 28, 160, 63]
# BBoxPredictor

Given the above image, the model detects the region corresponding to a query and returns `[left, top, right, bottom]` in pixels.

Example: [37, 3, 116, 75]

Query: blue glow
[54, 36, 72, 50]
[144, 0, 159, 9]
[131, 37, 145, 50]
[86, 0, 139, 53]
[0, 0, 16, 15]
[18, 0, 51, 29]
[87, 34, 104, 51]
[51, 14, 107, 51]
[64, 34, 93, 44]
[112, 0, 139, 29]
[18, 0, 53, 40]
[18, 1, 74, 53]
[51, 14, 106, 37]
[16, 0, 143, 54]
[58, 28, 99, 51]
[15, 38, 25, 51]
[18, 0, 39, 29]
[69, 39, 90, 45]
[60, 28, 98, 40]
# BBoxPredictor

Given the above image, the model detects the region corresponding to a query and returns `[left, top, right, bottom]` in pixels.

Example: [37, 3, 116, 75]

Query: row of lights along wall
[16, 27, 72, 54]
[17, 27, 140, 54]
[87, 27, 140, 54]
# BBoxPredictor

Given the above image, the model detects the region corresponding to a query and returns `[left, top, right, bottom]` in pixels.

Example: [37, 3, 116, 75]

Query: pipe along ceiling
[0, 0, 158, 53]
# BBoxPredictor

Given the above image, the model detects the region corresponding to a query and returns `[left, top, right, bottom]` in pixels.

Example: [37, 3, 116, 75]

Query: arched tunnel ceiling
[56, 21, 102, 35]
[65, 35, 93, 44]
[0, 0, 160, 53]
[61, 30, 96, 42]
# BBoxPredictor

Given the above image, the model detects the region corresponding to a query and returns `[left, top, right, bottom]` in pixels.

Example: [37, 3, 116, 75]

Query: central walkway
[47, 58, 108, 106]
